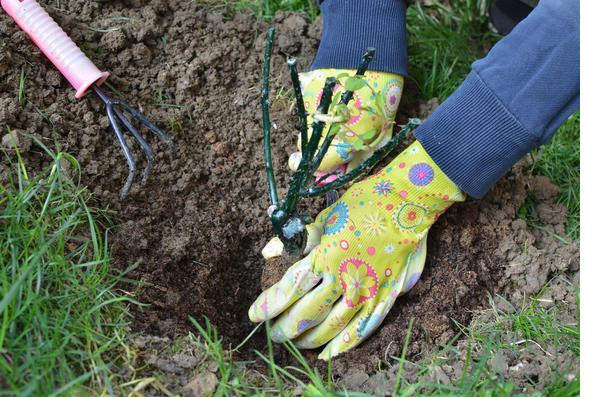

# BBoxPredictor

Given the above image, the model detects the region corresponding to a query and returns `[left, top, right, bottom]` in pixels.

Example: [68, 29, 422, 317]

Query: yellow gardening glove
[249, 141, 465, 359]
[288, 69, 404, 182]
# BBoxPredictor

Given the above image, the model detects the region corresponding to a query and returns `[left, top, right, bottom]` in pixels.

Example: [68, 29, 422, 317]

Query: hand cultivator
[2, 0, 174, 198]
[262, 28, 421, 257]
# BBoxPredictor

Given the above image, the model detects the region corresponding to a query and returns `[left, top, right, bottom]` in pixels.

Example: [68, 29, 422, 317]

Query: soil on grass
[0, 0, 578, 385]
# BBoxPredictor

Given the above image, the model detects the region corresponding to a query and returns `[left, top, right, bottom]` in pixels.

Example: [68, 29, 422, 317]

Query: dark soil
[0, 0, 577, 379]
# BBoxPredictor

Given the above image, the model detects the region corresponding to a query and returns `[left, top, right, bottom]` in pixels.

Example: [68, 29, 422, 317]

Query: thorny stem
[287, 58, 308, 157]
[341, 47, 376, 103]
[301, 119, 422, 197]
[309, 48, 376, 175]
[282, 77, 337, 214]
[262, 28, 279, 207]
[261, 29, 416, 255]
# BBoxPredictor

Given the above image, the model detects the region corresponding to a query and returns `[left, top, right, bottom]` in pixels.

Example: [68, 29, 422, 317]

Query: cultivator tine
[106, 104, 137, 199]
[92, 84, 174, 199]
[115, 99, 176, 153]
[112, 106, 155, 184]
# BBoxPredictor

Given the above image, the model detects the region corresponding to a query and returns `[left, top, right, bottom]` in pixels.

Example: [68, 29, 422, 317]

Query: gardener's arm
[313, 0, 580, 198]
[251, 0, 579, 358]
[415, 0, 580, 198]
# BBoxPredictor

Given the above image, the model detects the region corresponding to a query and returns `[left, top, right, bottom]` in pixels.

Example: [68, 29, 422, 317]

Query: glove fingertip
[248, 298, 267, 322]
[317, 346, 338, 361]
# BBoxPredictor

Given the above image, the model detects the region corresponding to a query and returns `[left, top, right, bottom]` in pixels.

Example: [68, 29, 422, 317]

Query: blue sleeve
[310, 0, 409, 76]
[415, 0, 580, 198]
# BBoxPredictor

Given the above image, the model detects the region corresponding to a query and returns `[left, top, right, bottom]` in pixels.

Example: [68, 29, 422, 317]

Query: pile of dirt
[0, 0, 578, 383]
[1, 0, 322, 348]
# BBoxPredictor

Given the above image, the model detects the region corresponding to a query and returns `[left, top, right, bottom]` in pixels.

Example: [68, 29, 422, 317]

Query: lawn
[0, 0, 579, 395]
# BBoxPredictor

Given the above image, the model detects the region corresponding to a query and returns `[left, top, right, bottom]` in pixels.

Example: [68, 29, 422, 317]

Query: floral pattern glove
[288, 69, 404, 181]
[250, 141, 465, 359]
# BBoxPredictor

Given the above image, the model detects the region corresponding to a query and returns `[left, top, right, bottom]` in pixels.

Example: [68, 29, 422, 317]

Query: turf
[407, 0, 500, 100]
[0, 140, 135, 395]
[530, 112, 580, 239]
[197, 0, 319, 21]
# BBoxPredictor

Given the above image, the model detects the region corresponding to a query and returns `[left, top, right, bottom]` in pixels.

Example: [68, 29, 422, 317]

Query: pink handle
[2, 0, 109, 98]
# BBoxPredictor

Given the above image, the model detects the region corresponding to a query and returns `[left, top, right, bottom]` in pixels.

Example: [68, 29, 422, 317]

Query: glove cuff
[372, 140, 465, 234]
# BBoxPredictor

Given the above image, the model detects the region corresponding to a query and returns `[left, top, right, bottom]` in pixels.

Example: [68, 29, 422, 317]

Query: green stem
[309, 48, 376, 175]
[302, 119, 421, 197]
[262, 28, 279, 207]
[283, 77, 337, 214]
[341, 47, 375, 103]
[287, 58, 308, 157]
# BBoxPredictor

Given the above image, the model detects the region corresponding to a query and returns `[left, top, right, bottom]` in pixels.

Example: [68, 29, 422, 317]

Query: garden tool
[2, 0, 174, 198]
[251, 140, 465, 359]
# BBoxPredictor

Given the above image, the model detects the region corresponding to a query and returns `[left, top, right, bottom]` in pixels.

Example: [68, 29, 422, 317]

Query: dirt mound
[1, 0, 320, 345]
[0, 0, 577, 377]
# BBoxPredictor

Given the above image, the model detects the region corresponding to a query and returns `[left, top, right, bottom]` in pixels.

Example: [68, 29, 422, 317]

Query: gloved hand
[249, 141, 465, 359]
[288, 69, 404, 182]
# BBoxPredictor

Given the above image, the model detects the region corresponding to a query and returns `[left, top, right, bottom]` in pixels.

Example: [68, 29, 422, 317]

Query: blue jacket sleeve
[310, 0, 409, 76]
[314, 0, 579, 199]
[414, 0, 580, 198]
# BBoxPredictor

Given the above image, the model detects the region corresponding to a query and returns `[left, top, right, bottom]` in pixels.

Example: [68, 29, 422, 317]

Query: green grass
[18, 65, 26, 106]
[0, 139, 136, 395]
[468, 292, 579, 357]
[530, 112, 580, 239]
[197, 0, 319, 21]
[185, 306, 578, 396]
[407, 0, 500, 100]
[87, 16, 132, 33]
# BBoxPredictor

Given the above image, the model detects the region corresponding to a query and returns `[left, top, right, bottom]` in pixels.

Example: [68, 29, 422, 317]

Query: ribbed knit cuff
[415, 71, 536, 199]
[311, 0, 408, 76]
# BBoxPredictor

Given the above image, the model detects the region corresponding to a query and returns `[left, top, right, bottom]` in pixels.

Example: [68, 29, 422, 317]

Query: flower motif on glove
[394, 202, 428, 231]
[383, 79, 403, 117]
[408, 163, 435, 186]
[297, 319, 315, 333]
[373, 179, 394, 196]
[363, 212, 387, 236]
[323, 202, 349, 235]
[339, 258, 379, 307]
[335, 142, 353, 161]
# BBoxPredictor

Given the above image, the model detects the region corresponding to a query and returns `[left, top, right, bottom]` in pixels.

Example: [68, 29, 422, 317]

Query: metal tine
[92, 84, 175, 199]
[114, 99, 176, 153]
[112, 105, 155, 184]
[106, 105, 136, 199]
